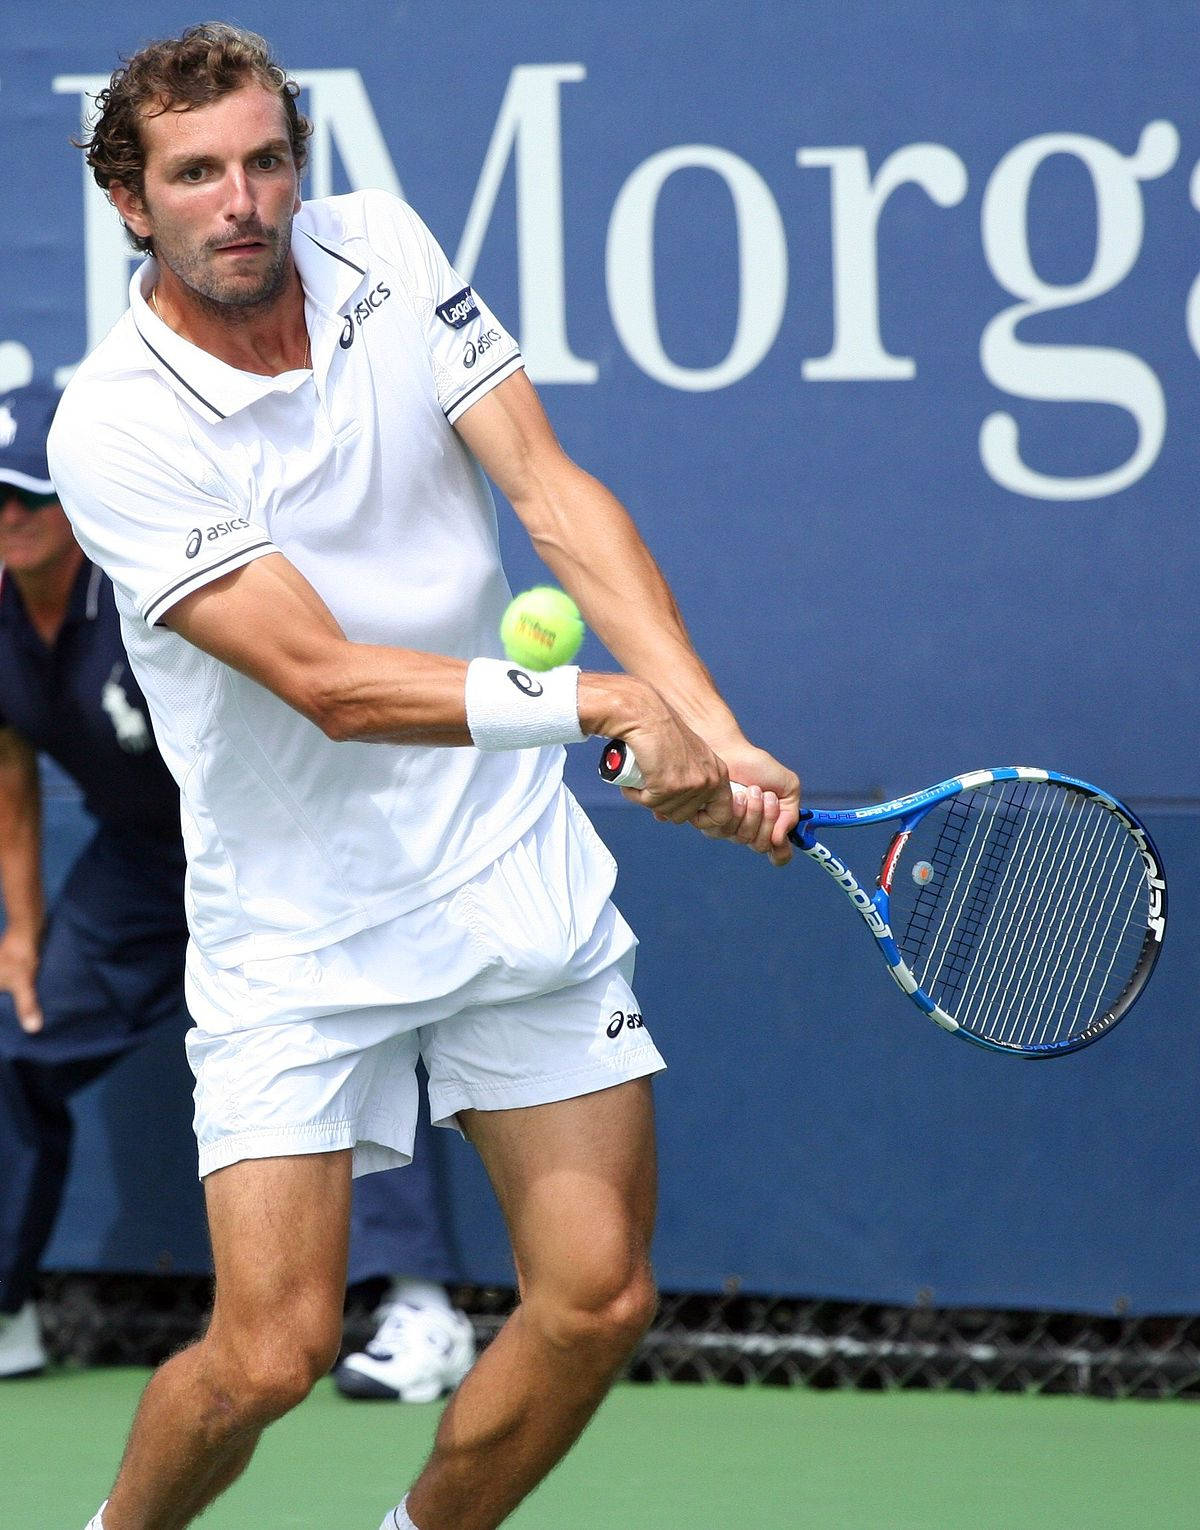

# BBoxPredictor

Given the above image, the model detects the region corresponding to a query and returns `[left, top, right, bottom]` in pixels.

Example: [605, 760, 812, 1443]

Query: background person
[0, 381, 472, 1397]
[0, 380, 189, 1378]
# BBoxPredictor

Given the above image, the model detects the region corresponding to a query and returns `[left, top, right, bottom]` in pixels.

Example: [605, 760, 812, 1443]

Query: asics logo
[606, 1009, 645, 1039]
[339, 283, 393, 348]
[506, 668, 544, 697]
[185, 518, 249, 559]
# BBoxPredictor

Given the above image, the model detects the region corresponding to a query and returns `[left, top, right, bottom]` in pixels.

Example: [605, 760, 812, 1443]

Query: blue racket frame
[599, 748, 1167, 1057]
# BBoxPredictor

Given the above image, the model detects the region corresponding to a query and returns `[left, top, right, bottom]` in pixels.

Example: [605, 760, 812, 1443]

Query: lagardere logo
[339, 282, 393, 348]
[185, 518, 249, 559]
[436, 286, 480, 329]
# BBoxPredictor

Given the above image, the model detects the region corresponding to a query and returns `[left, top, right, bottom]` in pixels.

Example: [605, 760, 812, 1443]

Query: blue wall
[3, 2, 1196, 1314]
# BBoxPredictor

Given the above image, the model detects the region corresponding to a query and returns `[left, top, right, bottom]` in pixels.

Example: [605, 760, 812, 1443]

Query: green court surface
[5, 1369, 1197, 1529]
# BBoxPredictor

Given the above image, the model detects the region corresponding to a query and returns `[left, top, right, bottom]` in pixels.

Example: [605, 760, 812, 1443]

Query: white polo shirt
[49, 189, 565, 968]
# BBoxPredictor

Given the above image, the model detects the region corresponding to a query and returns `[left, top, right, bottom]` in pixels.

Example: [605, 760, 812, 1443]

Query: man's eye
[180, 167, 206, 183]
[256, 156, 279, 171]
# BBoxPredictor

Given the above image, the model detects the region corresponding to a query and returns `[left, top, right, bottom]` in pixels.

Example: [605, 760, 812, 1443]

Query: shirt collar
[128, 208, 370, 423]
[0, 557, 101, 635]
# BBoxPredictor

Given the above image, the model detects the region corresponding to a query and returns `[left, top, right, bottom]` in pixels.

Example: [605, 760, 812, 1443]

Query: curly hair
[78, 22, 312, 253]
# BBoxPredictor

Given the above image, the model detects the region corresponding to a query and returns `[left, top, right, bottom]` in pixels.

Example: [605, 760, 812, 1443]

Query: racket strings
[995, 802, 1140, 1047]
[893, 781, 1151, 1044]
[967, 786, 1119, 1045]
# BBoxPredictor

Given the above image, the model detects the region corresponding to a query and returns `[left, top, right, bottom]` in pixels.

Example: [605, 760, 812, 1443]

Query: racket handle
[598, 738, 645, 788]
[598, 739, 751, 801]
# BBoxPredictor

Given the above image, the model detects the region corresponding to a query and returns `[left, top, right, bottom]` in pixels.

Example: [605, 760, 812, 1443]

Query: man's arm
[0, 727, 46, 1033]
[454, 370, 800, 861]
[160, 548, 726, 822]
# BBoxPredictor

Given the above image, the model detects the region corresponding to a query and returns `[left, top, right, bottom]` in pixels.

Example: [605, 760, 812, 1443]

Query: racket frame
[598, 744, 1167, 1057]
[792, 766, 1166, 1056]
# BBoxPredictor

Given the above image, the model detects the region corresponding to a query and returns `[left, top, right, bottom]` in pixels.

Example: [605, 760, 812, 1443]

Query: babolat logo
[809, 843, 891, 938]
[436, 286, 480, 329]
[606, 1009, 645, 1040]
[339, 283, 392, 348]
[1111, 807, 1168, 942]
[185, 518, 249, 559]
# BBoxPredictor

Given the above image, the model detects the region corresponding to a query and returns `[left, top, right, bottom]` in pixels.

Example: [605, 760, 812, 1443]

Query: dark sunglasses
[1, 485, 58, 511]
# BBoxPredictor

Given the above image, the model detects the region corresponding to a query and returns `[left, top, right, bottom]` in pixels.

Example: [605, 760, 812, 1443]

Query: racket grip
[598, 740, 750, 801]
[598, 739, 645, 788]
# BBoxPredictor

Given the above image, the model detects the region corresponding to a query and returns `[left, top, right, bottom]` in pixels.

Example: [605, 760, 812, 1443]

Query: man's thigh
[459, 1077, 657, 1294]
[204, 1150, 354, 1331]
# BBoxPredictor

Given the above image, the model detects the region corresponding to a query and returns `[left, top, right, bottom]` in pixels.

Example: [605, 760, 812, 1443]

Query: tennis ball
[500, 586, 585, 670]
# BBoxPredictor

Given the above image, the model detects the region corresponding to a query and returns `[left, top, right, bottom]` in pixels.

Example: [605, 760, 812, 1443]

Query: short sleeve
[363, 194, 524, 424]
[48, 392, 278, 628]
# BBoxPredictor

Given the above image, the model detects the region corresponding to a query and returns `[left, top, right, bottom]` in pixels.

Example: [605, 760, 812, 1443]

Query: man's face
[0, 490, 78, 577]
[113, 81, 302, 312]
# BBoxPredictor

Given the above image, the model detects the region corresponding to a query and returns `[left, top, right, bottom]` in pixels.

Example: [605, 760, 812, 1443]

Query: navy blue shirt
[0, 558, 182, 846]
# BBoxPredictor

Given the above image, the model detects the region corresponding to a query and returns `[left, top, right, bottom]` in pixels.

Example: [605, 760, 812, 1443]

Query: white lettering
[52, 74, 138, 387]
[0, 343, 33, 392]
[797, 144, 968, 380]
[454, 65, 596, 384]
[293, 69, 403, 200]
[606, 146, 787, 391]
[979, 121, 1178, 501]
[1185, 157, 1200, 364]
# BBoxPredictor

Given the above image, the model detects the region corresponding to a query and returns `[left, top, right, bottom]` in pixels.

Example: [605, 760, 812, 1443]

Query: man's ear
[109, 181, 152, 243]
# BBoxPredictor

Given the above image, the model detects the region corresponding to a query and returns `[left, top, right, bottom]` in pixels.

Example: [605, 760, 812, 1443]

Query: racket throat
[803, 839, 959, 1034]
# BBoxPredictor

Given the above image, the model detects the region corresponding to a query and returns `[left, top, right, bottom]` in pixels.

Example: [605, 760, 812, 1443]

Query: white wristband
[465, 657, 586, 751]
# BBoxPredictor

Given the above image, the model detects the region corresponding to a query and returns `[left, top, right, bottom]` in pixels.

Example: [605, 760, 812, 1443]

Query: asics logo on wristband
[507, 668, 544, 697]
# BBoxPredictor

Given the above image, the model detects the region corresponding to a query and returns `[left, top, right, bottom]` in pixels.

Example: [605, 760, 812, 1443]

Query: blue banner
[3, 2, 1194, 1312]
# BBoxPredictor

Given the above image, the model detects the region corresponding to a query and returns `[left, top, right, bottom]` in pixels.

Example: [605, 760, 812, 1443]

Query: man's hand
[0, 930, 43, 1033]
[576, 670, 730, 823]
[692, 740, 802, 866]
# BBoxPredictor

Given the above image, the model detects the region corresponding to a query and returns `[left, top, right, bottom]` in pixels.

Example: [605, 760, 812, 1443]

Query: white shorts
[184, 787, 664, 1180]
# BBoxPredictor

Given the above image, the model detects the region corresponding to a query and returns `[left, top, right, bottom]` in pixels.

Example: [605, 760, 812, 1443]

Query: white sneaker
[335, 1295, 475, 1403]
[0, 1301, 47, 1378]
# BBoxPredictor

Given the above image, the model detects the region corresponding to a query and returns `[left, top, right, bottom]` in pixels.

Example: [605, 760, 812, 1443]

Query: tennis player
[50, 24, 800, 1530]
[0, 382, 472, 1399]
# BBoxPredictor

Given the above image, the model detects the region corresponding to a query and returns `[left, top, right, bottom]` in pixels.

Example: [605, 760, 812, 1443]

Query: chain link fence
[35, 1273, 1200, 1400]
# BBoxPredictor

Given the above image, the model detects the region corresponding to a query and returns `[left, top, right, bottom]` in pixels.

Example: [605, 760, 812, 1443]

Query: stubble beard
[157, 211, 296, 320]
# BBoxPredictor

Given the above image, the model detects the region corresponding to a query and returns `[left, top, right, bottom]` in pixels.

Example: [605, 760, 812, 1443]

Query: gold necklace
[151, 284, 311, 370]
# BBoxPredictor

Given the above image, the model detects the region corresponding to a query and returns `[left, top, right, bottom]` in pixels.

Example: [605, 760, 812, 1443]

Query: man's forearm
[518, 466, 742, 747]
[0, 730, 45, 942]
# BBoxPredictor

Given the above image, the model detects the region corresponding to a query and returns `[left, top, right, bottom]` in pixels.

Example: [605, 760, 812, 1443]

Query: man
[50, 24, 799, 1530]
[0, 381, 472, 1400]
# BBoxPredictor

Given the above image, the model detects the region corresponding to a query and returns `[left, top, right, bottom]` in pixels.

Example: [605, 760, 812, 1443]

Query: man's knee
[530, 1258, 658, 1363]
[208, 1302, 343, 1424]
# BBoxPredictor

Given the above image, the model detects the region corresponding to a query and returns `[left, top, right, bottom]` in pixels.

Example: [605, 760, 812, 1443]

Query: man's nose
[222, 168, 255, 222]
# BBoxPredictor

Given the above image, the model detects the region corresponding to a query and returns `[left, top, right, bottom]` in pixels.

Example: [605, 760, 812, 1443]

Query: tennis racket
[598, 742, 1166, 1057]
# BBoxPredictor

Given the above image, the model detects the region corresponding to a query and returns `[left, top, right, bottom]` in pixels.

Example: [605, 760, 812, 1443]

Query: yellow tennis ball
[500, 586, 585, 670]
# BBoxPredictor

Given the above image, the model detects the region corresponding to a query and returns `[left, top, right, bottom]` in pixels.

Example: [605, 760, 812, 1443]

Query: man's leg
[100, 1150, 353, 1530]
[0, 1054, 105, 1317]
[338, 1104, 475, 1403]
[402, 1077, 658, 1530]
